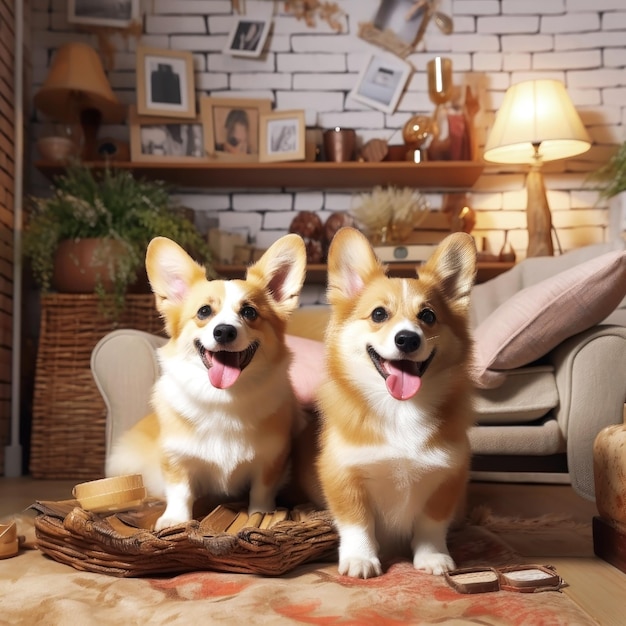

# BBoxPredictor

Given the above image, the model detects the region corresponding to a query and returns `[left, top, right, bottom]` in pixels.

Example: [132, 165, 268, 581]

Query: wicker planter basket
[32, 500, 338, 578]
[30, 294, 164, 480]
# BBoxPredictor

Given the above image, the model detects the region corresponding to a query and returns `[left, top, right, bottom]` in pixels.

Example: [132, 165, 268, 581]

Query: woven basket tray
[30, 294, 164, 480]
[32, 499, 338, 578]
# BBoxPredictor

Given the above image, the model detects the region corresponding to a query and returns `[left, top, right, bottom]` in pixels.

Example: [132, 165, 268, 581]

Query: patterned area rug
[0, 514, 595, 625]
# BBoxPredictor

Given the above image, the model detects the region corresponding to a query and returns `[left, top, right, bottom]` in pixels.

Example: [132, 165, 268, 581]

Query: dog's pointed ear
[246, 233, 306, 316]
[146, 237, 207, 306]
[421, 232, 477, 308]
[327, 227, 384, 303]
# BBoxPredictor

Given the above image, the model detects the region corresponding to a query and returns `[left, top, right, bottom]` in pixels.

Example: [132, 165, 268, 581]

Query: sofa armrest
[548, 324, 626, 501]
[90, 329, 166, 458]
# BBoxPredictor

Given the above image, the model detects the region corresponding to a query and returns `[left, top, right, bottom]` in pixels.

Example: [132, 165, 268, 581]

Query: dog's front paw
[338, 555, 382, 579]
[247, 500, 274, 515]
[154, 513, 190, 532]
[413, 552, 456, 575]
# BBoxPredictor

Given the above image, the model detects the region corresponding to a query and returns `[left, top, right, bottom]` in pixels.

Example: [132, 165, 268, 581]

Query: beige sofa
[91, 241, 626, 502]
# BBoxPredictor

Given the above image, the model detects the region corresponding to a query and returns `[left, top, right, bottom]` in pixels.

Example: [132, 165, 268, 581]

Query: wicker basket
[32, 500, 338, 577]
[29, 294, 165, 480]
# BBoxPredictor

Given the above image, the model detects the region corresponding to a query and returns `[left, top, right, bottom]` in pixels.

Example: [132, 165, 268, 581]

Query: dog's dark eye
[241, 305, 258, 321]
[371, 307, 388, 323]
[418, 308, 436, 325]
[197, 305, 212, 320]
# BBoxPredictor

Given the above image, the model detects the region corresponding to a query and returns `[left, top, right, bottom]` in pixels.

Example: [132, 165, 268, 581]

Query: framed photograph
[129, 106, 206, 163]
[358, 0, 432, 58]
[136, 47, 196, 119]
[259, 110, 306, 163]
[224, 16, 271, 58]
[349, 53, 412, 114]
[200, 97, 272, 162]
[68, 0, 140, 28]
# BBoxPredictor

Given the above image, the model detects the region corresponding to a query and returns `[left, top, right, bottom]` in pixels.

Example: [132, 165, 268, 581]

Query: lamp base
[525, 167, 554, 257]
[80, 108, 103, 161]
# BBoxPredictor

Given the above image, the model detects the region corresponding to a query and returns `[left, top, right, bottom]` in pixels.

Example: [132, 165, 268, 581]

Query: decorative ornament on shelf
[351, 186, 430, 244]
[426, 55, 454, 160]
[402, 114, 434, 163]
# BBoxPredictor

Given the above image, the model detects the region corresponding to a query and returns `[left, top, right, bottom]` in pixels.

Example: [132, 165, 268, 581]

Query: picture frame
[349, 53, 412, 114]
[68, 0, 140, 29]
[259, 110, 306, 163]
[136, 47, 196, 119]
[224, 16, 271, 58]
[358, 0, 432, 59]
[200, 97, 272, 162]
[129, 106, 207, 163]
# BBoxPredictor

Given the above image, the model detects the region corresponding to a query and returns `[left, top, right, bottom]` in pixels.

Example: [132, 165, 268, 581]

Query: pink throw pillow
[286, 334, 325, 409]
[471, 250, 626, 389]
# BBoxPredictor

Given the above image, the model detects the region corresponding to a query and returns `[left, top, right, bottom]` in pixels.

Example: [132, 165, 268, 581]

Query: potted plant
[24, 162, 213, 315]
[588, 141, 626, 239]
[589, 140, 626, 200]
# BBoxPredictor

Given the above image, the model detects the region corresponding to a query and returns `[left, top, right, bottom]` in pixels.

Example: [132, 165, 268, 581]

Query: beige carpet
[0, 507, 596, 625]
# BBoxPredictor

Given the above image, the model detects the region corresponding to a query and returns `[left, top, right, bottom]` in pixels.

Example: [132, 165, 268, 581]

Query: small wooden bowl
[0, 521, 18, 559]
[73, 474, 147, 513]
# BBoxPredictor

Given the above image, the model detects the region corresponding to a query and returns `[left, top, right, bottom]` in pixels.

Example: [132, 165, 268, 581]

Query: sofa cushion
[469, 416, 566, 456]
[470, 239, 626, 327]
[471, 249, 626, 388]
[474, 366, 557, 424]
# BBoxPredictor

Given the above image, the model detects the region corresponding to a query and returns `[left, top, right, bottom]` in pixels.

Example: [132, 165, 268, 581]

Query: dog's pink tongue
[385, 360, 422, 400]
[209, 352, 241, 389]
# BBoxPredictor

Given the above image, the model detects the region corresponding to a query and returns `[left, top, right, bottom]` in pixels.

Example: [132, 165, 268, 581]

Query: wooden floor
[1, 478, 625, 625]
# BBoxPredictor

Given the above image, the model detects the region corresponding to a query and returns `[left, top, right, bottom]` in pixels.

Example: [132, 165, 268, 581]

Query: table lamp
[34, 42, 126, 161]
[483, 79, 591, 257]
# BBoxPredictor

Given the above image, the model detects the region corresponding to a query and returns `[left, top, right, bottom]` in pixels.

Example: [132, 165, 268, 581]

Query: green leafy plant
[24, 162, 213, 315]
[588, 141, 626, 199]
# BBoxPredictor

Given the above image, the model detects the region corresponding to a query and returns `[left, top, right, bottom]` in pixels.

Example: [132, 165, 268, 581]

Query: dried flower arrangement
[284, 1, 345, 31]
[350, 186, 430, 244]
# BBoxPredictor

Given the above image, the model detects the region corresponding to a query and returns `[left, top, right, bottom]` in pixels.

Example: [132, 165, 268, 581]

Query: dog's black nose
[214, 324, 237, 344]
[395, 330, 420, 354]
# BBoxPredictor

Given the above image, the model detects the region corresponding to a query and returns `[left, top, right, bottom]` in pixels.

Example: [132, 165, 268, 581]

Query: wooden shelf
[36, 159, 484, 190]
[216, 261, 513, 285]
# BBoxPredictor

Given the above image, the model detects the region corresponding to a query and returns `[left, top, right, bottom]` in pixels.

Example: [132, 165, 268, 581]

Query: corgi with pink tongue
[316, 227, 476, 579]
[106, 235, 306, 531]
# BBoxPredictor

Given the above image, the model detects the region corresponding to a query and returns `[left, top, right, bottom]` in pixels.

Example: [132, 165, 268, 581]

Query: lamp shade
[483, 79, 590, 164]
[34, 42, 126, 124]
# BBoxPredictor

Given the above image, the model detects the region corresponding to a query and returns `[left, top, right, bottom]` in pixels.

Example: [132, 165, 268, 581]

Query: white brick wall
[29, 0, 626, 264]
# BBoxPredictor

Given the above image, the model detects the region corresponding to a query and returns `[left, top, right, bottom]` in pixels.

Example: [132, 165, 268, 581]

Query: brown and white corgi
[316, 227, 476, 578]
[106, 234, 307, 531]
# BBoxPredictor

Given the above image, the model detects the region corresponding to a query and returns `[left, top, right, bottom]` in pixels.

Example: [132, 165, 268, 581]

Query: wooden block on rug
[593, 515, 626, 574]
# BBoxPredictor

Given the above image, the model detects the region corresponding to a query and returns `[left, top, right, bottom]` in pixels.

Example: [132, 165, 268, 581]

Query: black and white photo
[136, 47, 196, 119]
[129, 106, 207, 163]
[350, 53, 412, 114]
[140, 124, 203, 158]
[224, 17, 271, 58]
[259, 110, 306, 163]
[68, 0, 140, 28]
